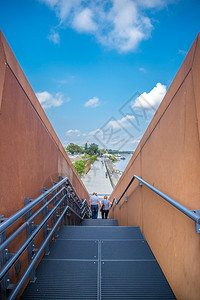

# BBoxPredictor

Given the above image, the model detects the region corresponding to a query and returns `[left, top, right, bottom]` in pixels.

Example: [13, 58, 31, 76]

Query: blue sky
[0, 0, 199, 150]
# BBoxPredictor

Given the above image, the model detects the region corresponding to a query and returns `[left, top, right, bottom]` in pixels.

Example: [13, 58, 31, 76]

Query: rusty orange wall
[109, 33, 200, 300]
[0, 30, 89, 218]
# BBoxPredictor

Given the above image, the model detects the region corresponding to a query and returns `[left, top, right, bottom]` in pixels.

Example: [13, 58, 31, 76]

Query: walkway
[82, 158, 113, 198]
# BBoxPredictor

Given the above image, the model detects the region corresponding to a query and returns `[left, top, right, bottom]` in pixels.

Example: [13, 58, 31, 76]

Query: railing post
[0, 215, 10, 299]
[66, 189, 72, 226]
[52, 181, 59, 238]
[69, 213, 71, 225]
[59, 177, 65, 227]
[42, 188, 50, 255]
[66, 211, 70, 226]
[63, 180, 69, 225]
[24, 197, 37, 283]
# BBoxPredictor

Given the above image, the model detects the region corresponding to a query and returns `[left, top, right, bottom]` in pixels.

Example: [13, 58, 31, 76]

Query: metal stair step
[101, 240, 154, 260]
[101, 261, 175, 299]
[21, 260, 98, 299]
[58, 226, 144, 240]
[44, 239, 98, 260]
[21, 224, 176, 299]
[80, 219, 119, 226]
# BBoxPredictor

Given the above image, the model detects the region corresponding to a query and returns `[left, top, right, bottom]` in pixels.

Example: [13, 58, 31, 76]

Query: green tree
[73, 160, 87, 175]
[85, 143, 88, 151]
[66, 143, 77, 154]
[86, 148, 95, 155]
[79, 146, 85, 154]
[89, 143, 98, 154]
[66, 143, 84, 154]
[99, 148, 107, 154]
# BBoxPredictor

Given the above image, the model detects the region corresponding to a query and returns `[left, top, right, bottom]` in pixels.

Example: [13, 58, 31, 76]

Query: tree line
[65, 143, 134, 156]
[65, 142, 99, 155]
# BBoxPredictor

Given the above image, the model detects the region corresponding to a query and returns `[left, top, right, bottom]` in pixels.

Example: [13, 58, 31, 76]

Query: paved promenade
[82, 158, 113, 198]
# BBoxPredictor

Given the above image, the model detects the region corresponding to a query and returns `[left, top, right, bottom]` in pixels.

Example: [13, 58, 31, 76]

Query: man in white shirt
[89, 192, 100, 219]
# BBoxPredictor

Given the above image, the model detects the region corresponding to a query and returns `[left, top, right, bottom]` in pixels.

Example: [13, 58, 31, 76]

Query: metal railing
[111, 175, 200, 233]
[104, 159, 115, 189]
[0, 176, 90, 299]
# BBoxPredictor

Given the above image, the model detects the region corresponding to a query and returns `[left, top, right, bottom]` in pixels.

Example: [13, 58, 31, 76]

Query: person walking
[101, 196, 111, 219]
[89, 192, 100, 219]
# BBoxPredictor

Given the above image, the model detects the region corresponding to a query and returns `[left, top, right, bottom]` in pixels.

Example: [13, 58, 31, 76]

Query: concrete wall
[0, 30, 89, 218]
[109, 33, 200, 300]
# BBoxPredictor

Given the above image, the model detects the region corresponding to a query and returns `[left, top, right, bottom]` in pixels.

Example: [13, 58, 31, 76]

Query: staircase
[21, 219, 175, 299]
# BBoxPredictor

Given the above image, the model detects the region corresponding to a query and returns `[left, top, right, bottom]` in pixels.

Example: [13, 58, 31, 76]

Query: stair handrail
[0, 177, 89, 234]
[0, 176, 91, 299]
[111, 175, 200, 233]
[0, 177, 66, 234]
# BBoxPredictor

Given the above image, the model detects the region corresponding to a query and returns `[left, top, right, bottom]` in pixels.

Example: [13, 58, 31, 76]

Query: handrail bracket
[191, 210, 200, 233]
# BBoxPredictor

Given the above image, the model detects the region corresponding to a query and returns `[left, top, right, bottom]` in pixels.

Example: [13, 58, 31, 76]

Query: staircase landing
[21, 220, 175, 299]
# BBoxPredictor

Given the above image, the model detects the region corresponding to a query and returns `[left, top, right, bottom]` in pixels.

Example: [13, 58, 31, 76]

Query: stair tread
[58, 225, 144, 240]
[21, 224, 176, 299]
[80, 218, 119, 226]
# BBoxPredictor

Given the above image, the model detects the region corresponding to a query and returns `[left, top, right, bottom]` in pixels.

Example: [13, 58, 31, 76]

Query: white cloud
[89, 129, 102, 136]
[137, 0, 168, 8]
[48, 31, 60, 44]
[36, 91, 66, 109]
[72, 8, 97, 33]
[84, 97, 100, 108]
[107, 115, 135, 129]
[39, 0, 81, 23]
[133, 82, 166, 110]
[95, 0, 153, 53]
[66, 129, 81, 137]
[64, 129, 96, 146]
[39, 0, 175, 53]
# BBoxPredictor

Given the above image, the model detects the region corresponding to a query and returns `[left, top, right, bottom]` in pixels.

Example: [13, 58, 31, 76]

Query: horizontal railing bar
[112, 175, 200, 224]
[8, 204, 69, 300]
[0, 187, 66, 253]
[0, 177, 68, 234]
[0, 194, 66, 281]
[0, 192, 86, 282]
[134, 175, 200, 224]
[0, 174, 89, 299]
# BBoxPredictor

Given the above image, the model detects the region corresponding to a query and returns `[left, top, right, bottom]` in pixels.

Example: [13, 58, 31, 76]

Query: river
[114, 154, 133, 173]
